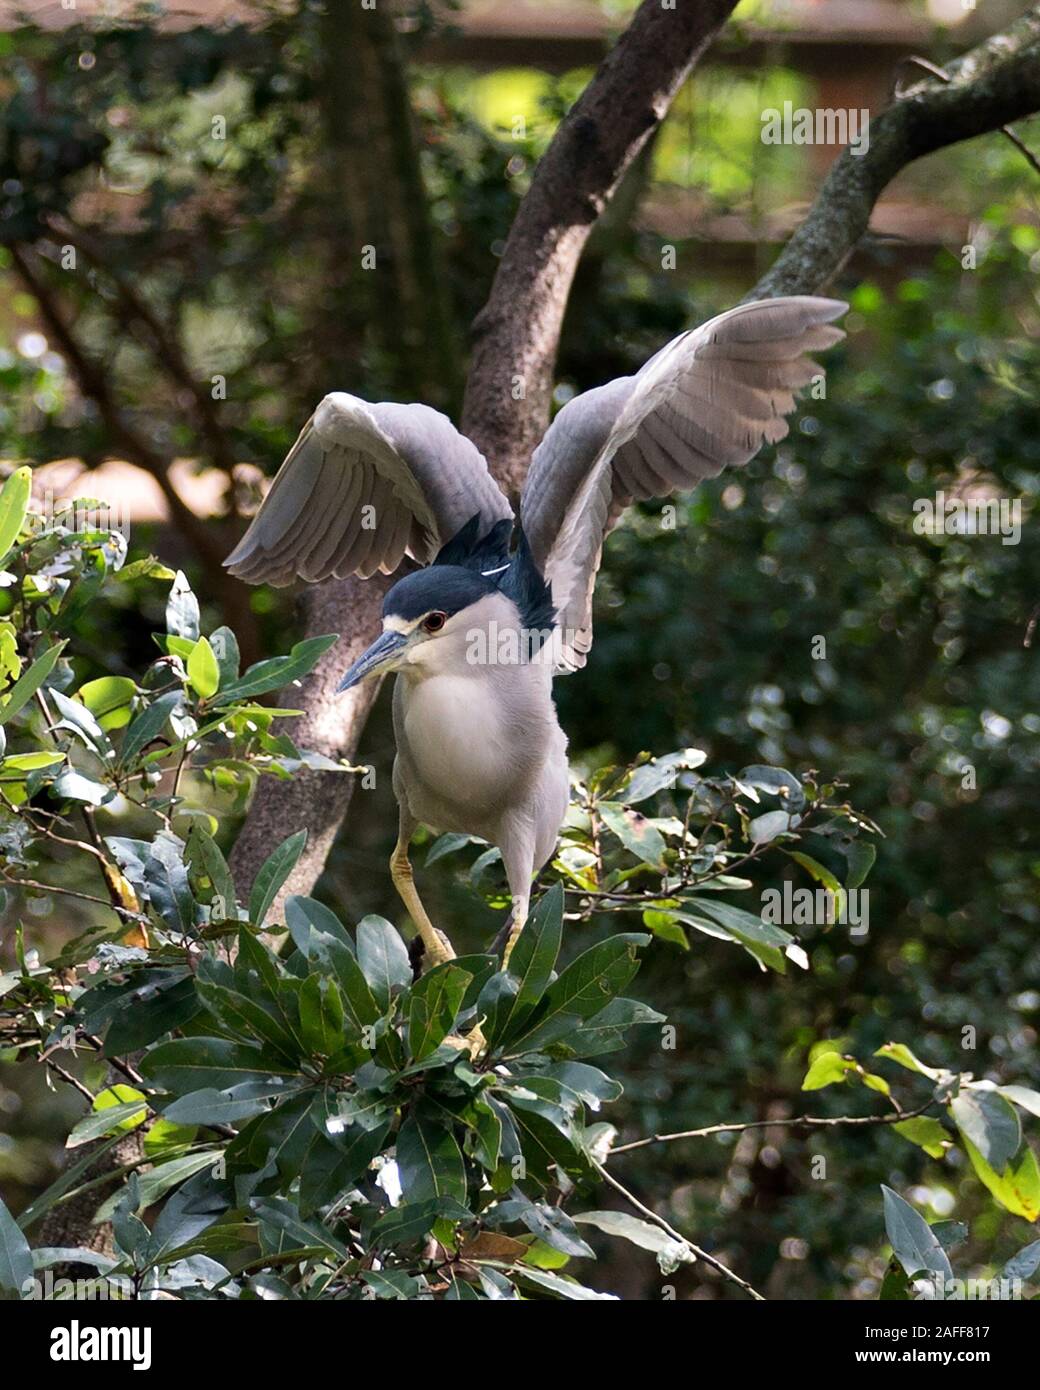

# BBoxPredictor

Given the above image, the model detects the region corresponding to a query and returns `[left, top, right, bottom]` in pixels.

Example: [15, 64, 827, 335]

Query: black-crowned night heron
[225, 297, 846, 969]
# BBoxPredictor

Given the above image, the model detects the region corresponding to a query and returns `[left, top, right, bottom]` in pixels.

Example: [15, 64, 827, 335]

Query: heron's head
[336, 566, 504, 692]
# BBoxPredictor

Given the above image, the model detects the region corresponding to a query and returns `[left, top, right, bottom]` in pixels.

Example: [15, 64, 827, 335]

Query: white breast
[399, 671, 519, 809]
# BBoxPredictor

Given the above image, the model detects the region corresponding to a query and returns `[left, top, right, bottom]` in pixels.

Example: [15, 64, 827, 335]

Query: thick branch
[227, 574, 387, 915]
[461, 0, 740, 494]
[749, 6, 1040, 300]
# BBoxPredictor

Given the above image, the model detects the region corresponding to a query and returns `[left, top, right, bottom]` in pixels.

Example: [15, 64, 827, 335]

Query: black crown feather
[385, 515, 555, 636]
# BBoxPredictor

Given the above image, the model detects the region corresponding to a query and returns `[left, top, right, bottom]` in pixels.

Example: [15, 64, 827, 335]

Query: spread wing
[521, 296, 847, 671]
[225, 393, 514, 586]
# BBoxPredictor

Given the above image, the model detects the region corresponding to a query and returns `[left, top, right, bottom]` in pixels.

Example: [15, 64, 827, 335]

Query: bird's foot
[424, 927, 455, 968]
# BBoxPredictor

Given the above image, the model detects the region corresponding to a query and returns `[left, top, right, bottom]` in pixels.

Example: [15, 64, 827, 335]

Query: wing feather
[225, 393, 513, 587]
[522, 296, 846, 671]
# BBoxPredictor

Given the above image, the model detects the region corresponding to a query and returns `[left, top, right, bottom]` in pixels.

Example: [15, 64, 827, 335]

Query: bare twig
[612, 1097, 939, 1154]
[593, 1159, 766, 1301]
[44, 1056, 95, 1106]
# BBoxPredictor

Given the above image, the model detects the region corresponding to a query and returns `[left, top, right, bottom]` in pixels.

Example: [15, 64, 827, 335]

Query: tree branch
[611, 1096, 939, 1154]
[747, 5, 1040, 301]
[594, 1159, 766, 1300]
[461, 0, 740, 494]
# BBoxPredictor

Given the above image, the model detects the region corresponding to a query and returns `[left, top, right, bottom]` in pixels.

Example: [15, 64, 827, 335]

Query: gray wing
[225, 393, 514, 586]
[521, 296, 847, 671]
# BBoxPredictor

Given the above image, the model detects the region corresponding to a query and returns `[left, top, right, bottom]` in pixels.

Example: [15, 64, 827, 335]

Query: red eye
[422, 611, 447, 634]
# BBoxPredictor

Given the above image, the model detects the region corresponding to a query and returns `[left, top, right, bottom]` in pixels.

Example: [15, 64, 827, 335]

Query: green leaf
[248, 829, 307, 927]
[94, 1152, 216, 1224]
[195, 964, 300, 1058]
[425, 832, 483, 866]
[0, 750, 64, 775]
[356, 915, 412, 1008]
[408, 963, 471, 1060]
[892, 1116, 951, 1159]
[361, 1269, 420, 1299]
[0, 466, 31, 565]
[209, 626, 240, 686]
[116, 555, 176, 584]
[1002, 1240, 1040, 1282]
[250, 1196, 351, 1261]
[642, 909, 690, 950]
[842, 840, 876, 888]
[539, 1062, 622, 1111]
[498, 883, 564, 1038]
[166, 570, 200, 640]
[285, 894, 354, 955]
[141, 1038, 297, 1094]
[999, 1085, 1040, 1119]
[0, 1195, 33, 1296]
[50, 768, 114, 807]
[371, 1197, 470, 1249]
[213, 634, 339, 706]
[616, 748, 706, 804]
[512, 1266, 616, 1300]
[186, 825, 238, 918]
[679, 897, 796, 973]
[949, 1088, 1021, 1171]
[505, 934, 648, 1055]
[961, 1137, 1040, 1221]
[561, 997, 666, 1059]
[396, 1106, 468, 1205]
[162, 1088, 272, 1127]
[299, 1122, 390, 1216]
[187, 636, 221, 699]
[597, 801, 667, 869]
[0, 640, 67, 726]
[736, 764, 805, 810]
[749, 809, 791, 844]
[467, 1096, 502, 1171]
[786, 850, 845, 918]
[874, 1042, 943, 1079]
[574, 1210, 692, 1268]
[49, 687, 109, 754]
[801, 1051, 856, 1091]
[119, 690, 181, 767]
[298, 973, 346, 1057]
[508, 1104, 585, 1183]
[932, 1220, 969, 1253]
[507, 1194, 593, 1257]
[881, 1185, 952, 1279]
[67, 1098, 147, 1147]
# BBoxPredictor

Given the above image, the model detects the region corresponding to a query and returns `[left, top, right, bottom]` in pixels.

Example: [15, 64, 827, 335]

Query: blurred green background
[1, 0, 1038, 1298]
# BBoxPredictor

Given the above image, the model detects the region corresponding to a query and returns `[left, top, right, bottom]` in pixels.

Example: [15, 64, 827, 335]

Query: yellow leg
[501, 892, 530, 971]
[391, 821, 485, 1056]
[390, 838, 455, 968]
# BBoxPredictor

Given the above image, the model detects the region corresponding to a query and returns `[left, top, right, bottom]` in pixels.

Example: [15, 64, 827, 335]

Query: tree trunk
[228, 574, 386, 922]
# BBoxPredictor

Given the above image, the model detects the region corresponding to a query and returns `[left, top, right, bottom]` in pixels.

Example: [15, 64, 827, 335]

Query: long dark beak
[336, 630, 409, 693]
